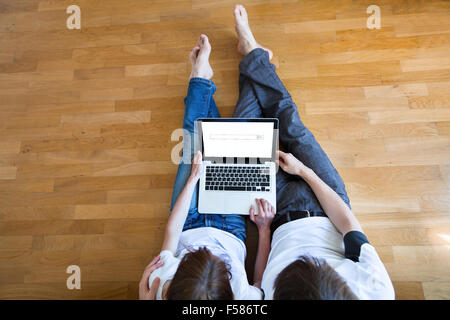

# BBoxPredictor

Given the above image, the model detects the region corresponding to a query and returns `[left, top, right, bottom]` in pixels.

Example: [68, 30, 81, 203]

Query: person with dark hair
[138, 28, 275, 300]
[225, 5, 395, 300]
[262, 149, 394, 300]
[273, 256, 358, 300]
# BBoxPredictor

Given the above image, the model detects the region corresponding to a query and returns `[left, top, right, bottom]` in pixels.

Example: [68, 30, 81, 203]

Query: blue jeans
[169, 77, 247, 242]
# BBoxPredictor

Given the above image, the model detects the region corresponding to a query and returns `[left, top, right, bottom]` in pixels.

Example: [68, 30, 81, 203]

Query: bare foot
[234, 4, 273, 60]
[189, 34, 214, 80]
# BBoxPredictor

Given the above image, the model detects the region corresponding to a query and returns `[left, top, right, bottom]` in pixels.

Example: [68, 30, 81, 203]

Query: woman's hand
[162, 151, 203, 253]
[249, 198, 275, 232]
[139, 255, 164, 300]
[189, 151, 204, 182]
[277, 150, 308, 177]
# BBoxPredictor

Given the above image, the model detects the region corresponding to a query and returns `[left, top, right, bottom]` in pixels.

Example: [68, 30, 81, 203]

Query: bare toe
[198, 34, 211, 56]
[189, 35, 213, 80]
[189, 46, 200, 64]
[237, 4, 247, 20]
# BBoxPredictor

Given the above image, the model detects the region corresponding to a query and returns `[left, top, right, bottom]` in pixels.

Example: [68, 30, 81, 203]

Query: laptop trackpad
[224, 195, 251, 214]
[248, 194, 275, 215]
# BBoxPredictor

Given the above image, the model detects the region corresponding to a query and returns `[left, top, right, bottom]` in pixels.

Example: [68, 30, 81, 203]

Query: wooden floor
[0, 0, 449, 300]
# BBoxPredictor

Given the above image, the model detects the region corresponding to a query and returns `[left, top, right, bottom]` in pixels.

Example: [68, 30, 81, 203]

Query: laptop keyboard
[204, 165, 271, 192]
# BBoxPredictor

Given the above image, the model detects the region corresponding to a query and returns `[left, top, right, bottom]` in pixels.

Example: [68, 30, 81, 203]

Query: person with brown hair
[165, 247, 233, 300]
[138, 22, 275, 299]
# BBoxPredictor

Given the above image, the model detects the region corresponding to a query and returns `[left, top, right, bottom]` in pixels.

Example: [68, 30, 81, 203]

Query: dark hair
[273, 256, 358, 300]
[166, 247, 234, 300]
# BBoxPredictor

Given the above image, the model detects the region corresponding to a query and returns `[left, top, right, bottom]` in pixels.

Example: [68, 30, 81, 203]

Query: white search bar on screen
[209, 133, 264, 140]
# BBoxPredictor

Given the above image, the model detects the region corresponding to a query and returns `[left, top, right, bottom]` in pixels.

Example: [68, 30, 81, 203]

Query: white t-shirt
[149, 227, 263, 300]
[261, 217, 395, 300]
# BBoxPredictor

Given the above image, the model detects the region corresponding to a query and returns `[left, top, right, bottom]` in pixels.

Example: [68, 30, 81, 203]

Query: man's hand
[277, 150, 307, 177]
[139, 255, 164, 300]
[249, 198, 275, 232]
[189, 151, 203, 182]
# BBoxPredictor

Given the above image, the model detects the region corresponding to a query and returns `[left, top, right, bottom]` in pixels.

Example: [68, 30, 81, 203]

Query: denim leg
[170, 78, 216, 213]
[181, 77, 218, 155]
[238, 49, 351, 215]
[232, 73, 263, 119]
[203, 214, 246, 243]
[207, 93, 221, 118]
[170, 78, 246, 242]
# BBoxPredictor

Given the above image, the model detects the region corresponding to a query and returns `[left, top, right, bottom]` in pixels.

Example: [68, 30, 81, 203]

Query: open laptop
[197, 118, 278, 215]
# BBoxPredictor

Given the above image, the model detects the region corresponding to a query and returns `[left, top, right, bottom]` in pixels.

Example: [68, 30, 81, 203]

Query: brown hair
[166, 247, 234, 300]
[273, 256, 358, 300]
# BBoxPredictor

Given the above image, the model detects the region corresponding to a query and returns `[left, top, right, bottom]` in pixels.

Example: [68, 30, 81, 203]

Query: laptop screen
[201, 120, 275, 159]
